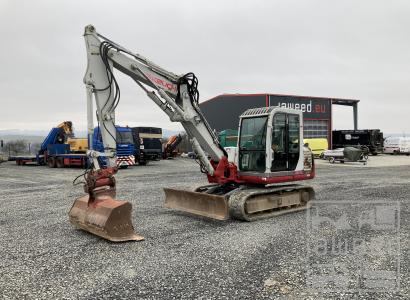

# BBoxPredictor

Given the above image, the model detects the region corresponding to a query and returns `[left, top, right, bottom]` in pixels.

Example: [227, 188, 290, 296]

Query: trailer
[14, 144, 88, 168]
[131, 127, 163, 163]
[332, 129, 383, 155]
[13, 153, 88, 168]
[323, 147, 368, 165]
[12, 155, 40, 165]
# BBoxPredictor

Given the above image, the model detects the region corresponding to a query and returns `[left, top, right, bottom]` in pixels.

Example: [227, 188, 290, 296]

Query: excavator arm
[69, 25, 239, 241]
[83, 25, 228, 178]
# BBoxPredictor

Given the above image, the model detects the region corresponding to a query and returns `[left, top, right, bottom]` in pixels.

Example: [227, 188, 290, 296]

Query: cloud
[0, 0, 409, 133]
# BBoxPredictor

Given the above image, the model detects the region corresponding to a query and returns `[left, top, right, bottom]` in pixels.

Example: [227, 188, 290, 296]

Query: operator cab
[238, 107, 303, 175]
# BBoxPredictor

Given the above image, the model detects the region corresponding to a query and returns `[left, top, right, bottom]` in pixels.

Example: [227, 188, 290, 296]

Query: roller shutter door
[303, 120, 329, 139]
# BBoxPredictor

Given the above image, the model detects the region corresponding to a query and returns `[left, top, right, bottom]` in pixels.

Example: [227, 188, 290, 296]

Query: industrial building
[200, 93, 359, 145]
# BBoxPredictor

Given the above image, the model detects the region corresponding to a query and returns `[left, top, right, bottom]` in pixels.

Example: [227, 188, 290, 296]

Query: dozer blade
[164, 188, 229, 220]
[69, 195, 144, 242]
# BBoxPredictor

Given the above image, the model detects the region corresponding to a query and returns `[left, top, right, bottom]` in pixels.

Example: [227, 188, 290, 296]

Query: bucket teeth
[69, 195, 144, 242]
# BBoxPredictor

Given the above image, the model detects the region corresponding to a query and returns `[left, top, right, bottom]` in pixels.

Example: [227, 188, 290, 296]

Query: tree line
[0, 140, 41, 156]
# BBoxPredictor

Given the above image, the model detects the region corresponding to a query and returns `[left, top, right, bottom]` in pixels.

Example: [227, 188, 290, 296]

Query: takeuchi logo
[145, 73, 177, 93]
[277, 100, 327, 114]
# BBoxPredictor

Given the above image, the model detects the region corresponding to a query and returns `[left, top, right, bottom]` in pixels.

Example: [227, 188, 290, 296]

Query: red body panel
[237, 171, 314, 185]
[206, 158, 315, 186]
[63, 158, 86, 166]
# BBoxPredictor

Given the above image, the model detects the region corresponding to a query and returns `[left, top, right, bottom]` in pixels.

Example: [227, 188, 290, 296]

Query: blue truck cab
[93, 126, 135, 168]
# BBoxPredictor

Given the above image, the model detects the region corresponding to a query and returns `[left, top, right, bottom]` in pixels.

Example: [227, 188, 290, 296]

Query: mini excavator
[69, 25, 315, 242]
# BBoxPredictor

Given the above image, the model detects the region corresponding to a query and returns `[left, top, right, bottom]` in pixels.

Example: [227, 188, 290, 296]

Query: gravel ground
[0, 156, 408, 299]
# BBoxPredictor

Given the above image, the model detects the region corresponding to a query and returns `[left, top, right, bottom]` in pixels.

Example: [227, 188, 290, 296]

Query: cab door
[270, 113, 300, 172]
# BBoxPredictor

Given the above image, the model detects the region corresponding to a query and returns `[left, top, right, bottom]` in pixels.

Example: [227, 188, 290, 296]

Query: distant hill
[0, 135, 45, 143]
[0, 129, 49, 136]
[384, 133, 409, 138]
[0, 128, 183, 142]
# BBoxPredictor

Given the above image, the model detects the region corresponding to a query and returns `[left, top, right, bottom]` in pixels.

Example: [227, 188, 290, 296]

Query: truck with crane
[163, 133, 184, 159]
[12, 121, 89, 168]
[13, 122, 136, 168]
[68, 25, 315, 242]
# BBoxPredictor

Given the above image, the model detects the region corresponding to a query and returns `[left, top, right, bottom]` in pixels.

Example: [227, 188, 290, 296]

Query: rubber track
[228, 184, 314, 221]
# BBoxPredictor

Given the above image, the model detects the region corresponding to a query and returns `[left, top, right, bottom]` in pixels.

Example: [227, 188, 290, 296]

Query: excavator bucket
[164, 188, 229, 220]
[69, 195, 144, 242]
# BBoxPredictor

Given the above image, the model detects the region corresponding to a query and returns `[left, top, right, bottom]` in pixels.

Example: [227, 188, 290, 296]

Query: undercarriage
[164, 183, 315, 221]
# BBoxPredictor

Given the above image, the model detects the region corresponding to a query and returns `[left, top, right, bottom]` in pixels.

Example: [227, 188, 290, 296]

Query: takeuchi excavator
[69, 25, 315, 242]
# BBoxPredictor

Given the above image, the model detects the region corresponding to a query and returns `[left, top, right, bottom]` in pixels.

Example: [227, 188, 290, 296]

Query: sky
[0, 0, 409, 134]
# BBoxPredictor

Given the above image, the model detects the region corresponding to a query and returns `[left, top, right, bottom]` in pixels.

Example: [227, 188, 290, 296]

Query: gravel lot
[0, 156, 409, 299]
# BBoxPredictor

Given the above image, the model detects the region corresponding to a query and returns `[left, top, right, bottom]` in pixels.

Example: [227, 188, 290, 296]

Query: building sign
[269, 95, 331, 119]
[200, 94, 333, 132]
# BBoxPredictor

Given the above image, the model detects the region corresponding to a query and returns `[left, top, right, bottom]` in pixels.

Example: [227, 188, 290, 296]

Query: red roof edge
[200, 93, 359, 105]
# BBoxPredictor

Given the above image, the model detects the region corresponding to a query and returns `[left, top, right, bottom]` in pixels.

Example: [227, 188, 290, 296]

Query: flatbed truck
[13, 143, 88, 168]
[13, 122, 89, 168]
[14, 123, 136, 169]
